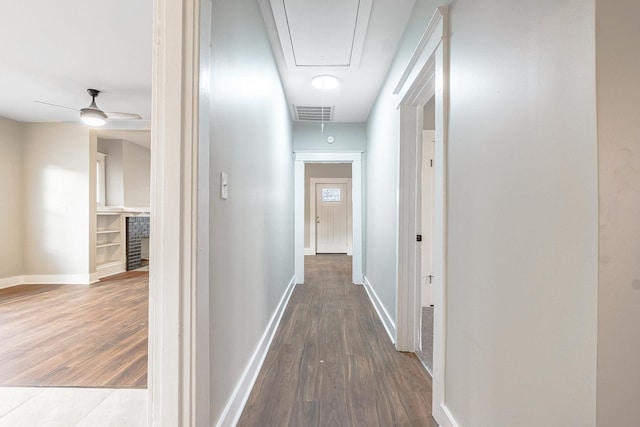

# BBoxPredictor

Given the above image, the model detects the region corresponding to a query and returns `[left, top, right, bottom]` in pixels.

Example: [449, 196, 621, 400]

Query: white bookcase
[96, 212, 125, 278]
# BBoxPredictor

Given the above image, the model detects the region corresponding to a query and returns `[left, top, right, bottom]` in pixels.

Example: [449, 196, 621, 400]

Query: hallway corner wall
[0, 116, 24, 282]
[206, 0, 294, 423]
[364, 0, 441, 340]
[596, 0, 640, 424]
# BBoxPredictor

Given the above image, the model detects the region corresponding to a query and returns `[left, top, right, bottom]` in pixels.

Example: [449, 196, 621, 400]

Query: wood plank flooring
[0, 271, 148, 388]
[238, 255, 437, 427]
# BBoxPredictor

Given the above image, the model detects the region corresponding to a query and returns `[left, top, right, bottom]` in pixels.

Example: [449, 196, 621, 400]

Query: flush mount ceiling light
[312, 75, 340, 90]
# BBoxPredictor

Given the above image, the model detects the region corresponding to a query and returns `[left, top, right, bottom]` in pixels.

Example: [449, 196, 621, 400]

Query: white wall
[98, 139, 124, 207]
[98, 138, 150, 208]
[596, 1, 640, 424]
[446, 1, 598, 425]
[22, 123, 94, 278]
[207, 0, 294, 422]
[304, 163, 352, 248]
[367, 0, 599, 425]
[294, 122, 365, 152]
[122, 141, 151, 208]
[0, 117, 24, 280]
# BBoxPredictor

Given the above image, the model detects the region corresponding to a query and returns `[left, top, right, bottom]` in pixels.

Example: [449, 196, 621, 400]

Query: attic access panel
[270, 0, 373, 68]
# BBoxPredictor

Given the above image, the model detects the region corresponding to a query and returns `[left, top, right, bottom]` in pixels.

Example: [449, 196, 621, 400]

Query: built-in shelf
[97, 242, 121, 249]
[96, 212, 125, 278]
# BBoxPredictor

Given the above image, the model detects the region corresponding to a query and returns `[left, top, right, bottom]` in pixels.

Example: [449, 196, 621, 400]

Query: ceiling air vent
[295, 105, 334, 122]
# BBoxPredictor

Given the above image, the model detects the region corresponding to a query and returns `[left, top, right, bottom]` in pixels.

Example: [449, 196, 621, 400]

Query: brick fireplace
[126, 216, 150, 271]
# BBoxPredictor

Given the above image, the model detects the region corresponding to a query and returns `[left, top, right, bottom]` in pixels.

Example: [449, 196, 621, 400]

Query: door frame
[421, 131, 435, 308]
[295, 152, 363, 285]
[310, 178, 353, 256]
[150, 0, 209, 425]
[394, 7, 454, 427]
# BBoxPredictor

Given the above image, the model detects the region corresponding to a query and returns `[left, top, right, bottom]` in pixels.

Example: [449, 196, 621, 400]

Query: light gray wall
[366, 0, 598, 425]
[423, 96, 435, 130]
[294, 122, 365, 152]
[365, 0, 439, 324]
[22, 123, 93, 276]
[207, 0, 294, 422]
[596, 0, 640, 424]
[0, 117, 24, 279]
[304, 163, 352, 248]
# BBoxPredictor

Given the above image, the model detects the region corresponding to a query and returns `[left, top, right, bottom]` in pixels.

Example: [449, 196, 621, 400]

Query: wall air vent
[295, 105, 334, 122]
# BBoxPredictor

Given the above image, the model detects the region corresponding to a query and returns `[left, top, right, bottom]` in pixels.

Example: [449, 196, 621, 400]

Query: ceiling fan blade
[105, 112, 142, 120]
[34, 100, 79, 112]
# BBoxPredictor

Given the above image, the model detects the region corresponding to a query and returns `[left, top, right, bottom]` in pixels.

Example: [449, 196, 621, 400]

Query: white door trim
[150, 0, 206, 425]
[394, 7, 454, 427]
[294, 152, 363, 285]
[310, 178, 353, 256]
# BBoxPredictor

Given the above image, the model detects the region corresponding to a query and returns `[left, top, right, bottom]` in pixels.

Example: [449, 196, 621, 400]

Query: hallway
[238, 255, 436, 426]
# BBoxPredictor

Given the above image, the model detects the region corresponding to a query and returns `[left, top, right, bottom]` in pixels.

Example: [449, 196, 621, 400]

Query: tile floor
[0, 387, 147, 427]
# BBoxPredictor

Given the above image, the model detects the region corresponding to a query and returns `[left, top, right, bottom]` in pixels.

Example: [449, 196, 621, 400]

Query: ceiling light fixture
[312, 75, 340, 90]
[80, 108, 107, 127]
[80, 89, 108, 126]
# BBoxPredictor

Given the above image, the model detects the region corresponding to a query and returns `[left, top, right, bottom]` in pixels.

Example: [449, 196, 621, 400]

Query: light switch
[220, 172, 228, 199]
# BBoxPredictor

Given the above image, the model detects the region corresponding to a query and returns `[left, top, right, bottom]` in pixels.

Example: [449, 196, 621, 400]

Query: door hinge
[430, 159, 433, 167]
[416, 234, 422, 242]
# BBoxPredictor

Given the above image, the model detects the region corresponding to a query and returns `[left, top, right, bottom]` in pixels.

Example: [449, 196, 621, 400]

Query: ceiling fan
[36, 89, 142, 127]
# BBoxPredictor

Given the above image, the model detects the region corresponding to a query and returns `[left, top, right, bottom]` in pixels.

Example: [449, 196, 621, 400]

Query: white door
[421, 131, 435, 306]
[316, 183, 348, 253]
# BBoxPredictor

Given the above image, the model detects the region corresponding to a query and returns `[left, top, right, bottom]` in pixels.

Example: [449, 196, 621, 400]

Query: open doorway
[306, 163, 353, 256]
[416, 98, 436, 375]
[294, 153, 363, 285]
[394, 7, 450, 425]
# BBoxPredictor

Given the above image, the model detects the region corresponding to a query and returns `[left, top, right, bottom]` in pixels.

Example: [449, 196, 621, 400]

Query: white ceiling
[97, 129, 151, 150]
[0, 0, 152, 128]
[261, 0, 417, 122]
[0, 0, 415, 129]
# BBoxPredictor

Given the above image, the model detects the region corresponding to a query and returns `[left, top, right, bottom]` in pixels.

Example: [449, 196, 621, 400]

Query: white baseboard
[363, 276, 396, 344]
[89, 272, 101, 284]
[97, 262, 126, 279]
[0, 276, 24, 290]
[304, 247, 315, 255]
[21, 274, 95, 285]
[1, 273, 103, 288]
[216, 275, 297, 427]
[434, 403, 461, 427]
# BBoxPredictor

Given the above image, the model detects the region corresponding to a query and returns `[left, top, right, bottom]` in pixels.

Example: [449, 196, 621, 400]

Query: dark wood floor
[0, 271, 148, 388]
[238, 254, 436, 427]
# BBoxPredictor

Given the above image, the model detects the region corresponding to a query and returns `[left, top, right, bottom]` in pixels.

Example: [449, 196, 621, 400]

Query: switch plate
[220, 172, 228, 199]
